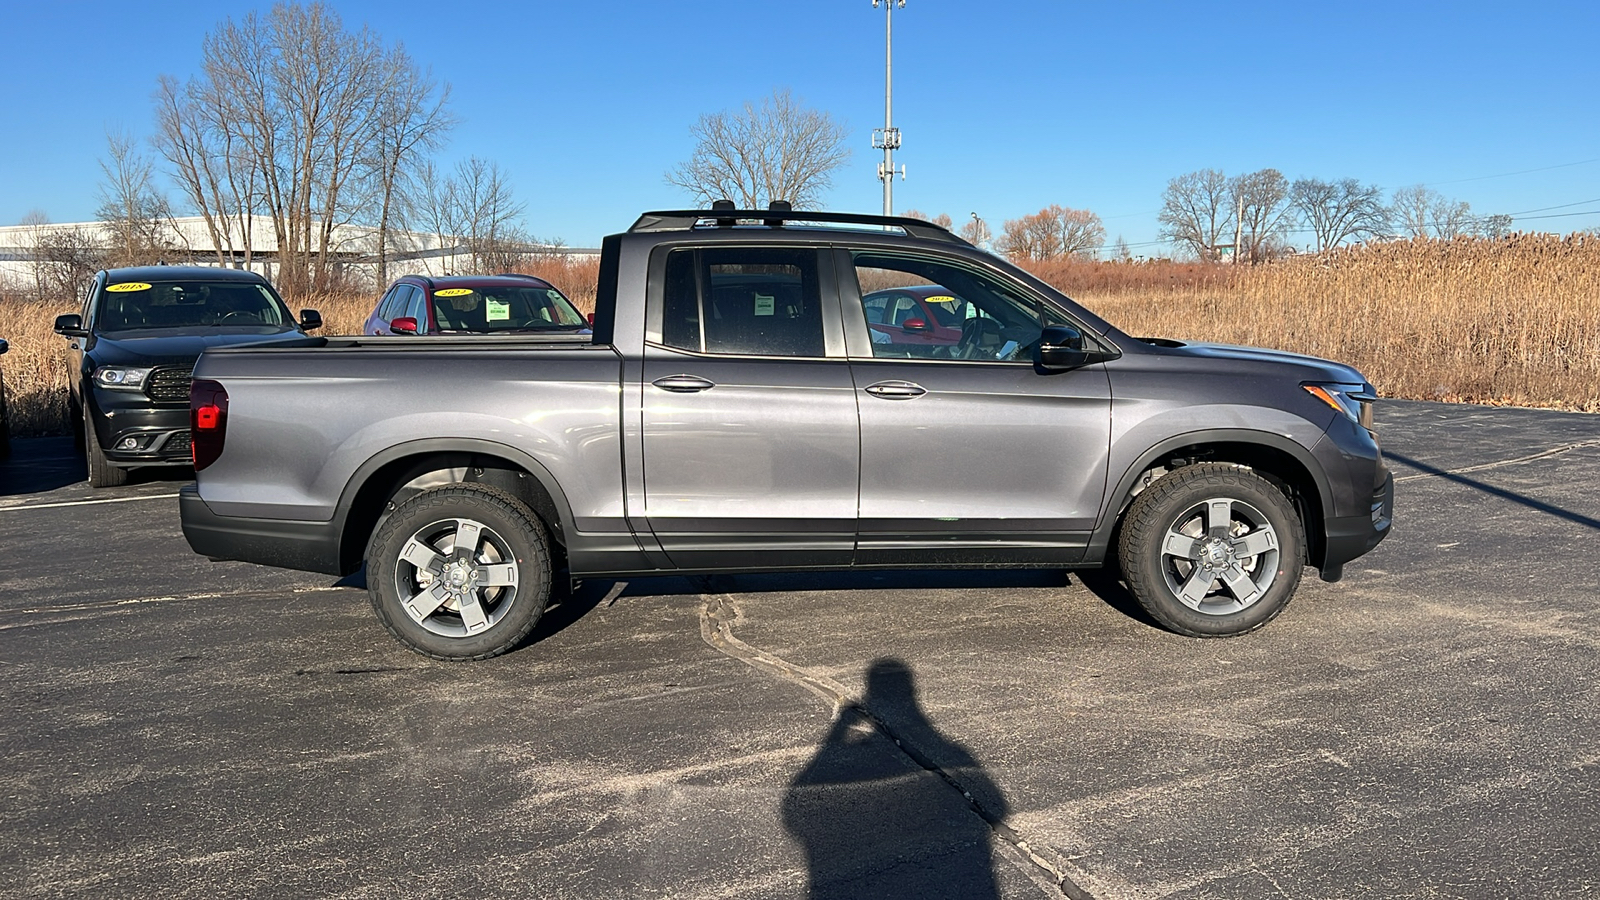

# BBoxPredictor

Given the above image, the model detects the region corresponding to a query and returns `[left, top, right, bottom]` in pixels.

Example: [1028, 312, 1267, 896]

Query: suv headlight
[94, 366, 154, 390]
[1304, 383, 1376, 430]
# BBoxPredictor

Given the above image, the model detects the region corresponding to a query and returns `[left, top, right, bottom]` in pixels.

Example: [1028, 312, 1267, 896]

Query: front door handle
[863, 380, 927, 400]
[652, 374, 716, 393]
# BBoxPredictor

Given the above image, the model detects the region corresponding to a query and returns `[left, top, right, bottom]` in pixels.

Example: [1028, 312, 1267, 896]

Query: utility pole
[871, 0, 905, 216]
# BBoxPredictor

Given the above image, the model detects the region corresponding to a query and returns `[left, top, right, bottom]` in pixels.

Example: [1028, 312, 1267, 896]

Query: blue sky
[5, 1, 1598, 252]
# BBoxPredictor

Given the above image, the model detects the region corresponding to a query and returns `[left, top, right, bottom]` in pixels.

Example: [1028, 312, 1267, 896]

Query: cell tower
[871, 0, 905, 216]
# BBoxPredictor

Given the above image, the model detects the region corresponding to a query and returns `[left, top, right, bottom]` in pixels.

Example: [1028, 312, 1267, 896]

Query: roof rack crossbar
[627, 209, 966, 245]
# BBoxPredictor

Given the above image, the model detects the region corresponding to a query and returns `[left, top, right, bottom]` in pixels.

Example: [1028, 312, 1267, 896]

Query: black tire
[1117, 463, 1305, 638]
[367, 483, 551, 661]
[84, 406, 129, 488]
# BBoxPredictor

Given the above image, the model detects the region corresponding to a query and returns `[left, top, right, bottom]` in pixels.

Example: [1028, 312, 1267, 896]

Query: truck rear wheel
[367, 483, 551, 661]
[1117, 463, 1305, 637]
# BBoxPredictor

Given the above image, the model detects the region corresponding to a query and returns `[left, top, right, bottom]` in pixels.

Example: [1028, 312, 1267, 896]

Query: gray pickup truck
[181, 206, 1392, 660]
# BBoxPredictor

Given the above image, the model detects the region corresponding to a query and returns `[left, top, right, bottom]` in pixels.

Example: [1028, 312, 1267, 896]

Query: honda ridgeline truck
[180, 206, 1393, 661]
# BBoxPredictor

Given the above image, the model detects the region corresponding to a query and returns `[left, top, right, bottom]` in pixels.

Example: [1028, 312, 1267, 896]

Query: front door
[842, 249, 1113, 566]
[641, 245, 858, 569]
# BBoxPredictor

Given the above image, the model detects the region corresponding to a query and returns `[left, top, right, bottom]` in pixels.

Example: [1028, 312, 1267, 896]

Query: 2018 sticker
[107, 282, 151, 292]
[435, 288, 474, 297]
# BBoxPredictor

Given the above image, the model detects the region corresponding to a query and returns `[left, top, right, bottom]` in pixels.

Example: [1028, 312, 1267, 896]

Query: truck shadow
[0, 436, 196, 496]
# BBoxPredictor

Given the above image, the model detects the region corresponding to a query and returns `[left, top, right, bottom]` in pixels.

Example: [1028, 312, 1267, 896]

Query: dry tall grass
[1038, 235, 1600, 411]
[1, 238, 1596, 437]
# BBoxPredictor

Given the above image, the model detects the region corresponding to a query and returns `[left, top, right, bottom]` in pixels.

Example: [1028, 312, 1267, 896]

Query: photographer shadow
[782, 658, 1008, 899]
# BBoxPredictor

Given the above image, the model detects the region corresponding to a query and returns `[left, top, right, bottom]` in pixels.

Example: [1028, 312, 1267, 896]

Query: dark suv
[54, 266, 321, 487]
[361, 273, 589, 336]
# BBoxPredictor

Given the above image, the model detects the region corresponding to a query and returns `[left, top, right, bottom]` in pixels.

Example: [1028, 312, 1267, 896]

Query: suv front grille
[146, 366, 194, 403]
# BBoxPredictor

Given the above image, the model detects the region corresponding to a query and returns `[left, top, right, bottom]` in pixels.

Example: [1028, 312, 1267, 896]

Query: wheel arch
[1091, 429, 1333, 567]
[334, 438, 576, 576]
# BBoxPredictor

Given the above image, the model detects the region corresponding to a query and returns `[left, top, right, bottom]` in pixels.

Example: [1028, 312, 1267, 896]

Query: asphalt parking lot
[2, 400, 1597, 899]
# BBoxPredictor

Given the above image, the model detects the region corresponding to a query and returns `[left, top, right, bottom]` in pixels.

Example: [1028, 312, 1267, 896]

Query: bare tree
[19, 210, 51, 299]
[34, 227, 105, 300]
[1112, 235, 1132, 261]
[96, 130, 182, 268]
[153, 2, 443, 297]
[999, 205, 1105, 260]
[402, 157, 529, 274]
[1159, 169, 1233, 261]
[1478, 213, 1514, 239]
[1290, 178, 1389, 251]
[366, 47, 454, 285]
[454, 157, 528, 273]
[1230, 169, 1292, 263]
[666, 89, 851, 209]
[1390, 184, 1474, 239]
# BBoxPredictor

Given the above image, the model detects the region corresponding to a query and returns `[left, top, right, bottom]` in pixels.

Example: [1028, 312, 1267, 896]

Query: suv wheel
[1118, 463, 1305, 637]
[367, 483, 551, 661]
[84, 406, 129, 488]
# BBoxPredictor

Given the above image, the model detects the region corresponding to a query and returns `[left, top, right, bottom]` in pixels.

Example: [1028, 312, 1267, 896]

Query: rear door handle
[652, 374, 716, 393]
[863, 380, 927, 400]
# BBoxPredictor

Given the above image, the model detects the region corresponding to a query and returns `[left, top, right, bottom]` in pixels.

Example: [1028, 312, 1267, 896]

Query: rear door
[640, 245, 858, 569]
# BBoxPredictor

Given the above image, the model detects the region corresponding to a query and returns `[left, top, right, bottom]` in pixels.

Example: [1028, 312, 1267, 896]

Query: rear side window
[659, 247, 824, 357]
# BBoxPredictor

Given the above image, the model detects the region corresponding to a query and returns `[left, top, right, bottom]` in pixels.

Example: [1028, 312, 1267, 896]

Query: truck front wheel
[367, 483, 551, 661]
[1117, 463, 1306, 637]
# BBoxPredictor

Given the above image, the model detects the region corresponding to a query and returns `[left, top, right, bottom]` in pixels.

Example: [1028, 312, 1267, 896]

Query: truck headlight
[94, 366, 154, 390]
[1304, 383, 1376, 430]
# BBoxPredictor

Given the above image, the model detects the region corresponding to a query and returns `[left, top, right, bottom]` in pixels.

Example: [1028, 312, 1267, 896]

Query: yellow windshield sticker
[926, 295, 957, 304]
[107, 282, 151, 292]
[485, 299, 511, 321]
[435, 288, 474, 297]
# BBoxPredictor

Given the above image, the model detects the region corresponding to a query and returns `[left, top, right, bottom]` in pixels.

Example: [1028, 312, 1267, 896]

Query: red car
[861, 284, 973, 348]
[362, 274, 589, 336]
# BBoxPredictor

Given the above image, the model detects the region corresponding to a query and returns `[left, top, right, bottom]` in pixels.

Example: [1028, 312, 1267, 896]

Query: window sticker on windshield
[927, 295, 956, 304]
[436, 288, 474, 297]
[485, 299, 511, 321]
[754, 293, 775, 316]
[107, 282, 151, 293]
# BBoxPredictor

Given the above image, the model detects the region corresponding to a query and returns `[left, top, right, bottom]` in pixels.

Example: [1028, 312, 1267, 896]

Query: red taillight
[190, 379, 229, 471]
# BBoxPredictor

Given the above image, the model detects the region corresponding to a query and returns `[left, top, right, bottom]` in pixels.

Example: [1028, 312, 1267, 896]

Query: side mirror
[54, 314, 87, 337]
[390, 316, 419, 335]
[901, 317, 930, 332]
[1036, 324, 1117, 370]
[299, 309, 323, 331]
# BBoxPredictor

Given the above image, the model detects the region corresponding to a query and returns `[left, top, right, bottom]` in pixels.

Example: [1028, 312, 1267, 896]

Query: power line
[1424, 157, 1600, 187]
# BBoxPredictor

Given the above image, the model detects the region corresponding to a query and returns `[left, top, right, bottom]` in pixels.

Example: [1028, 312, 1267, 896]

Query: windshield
[431, 285, 587, 332]
[95, 280, 291, 331]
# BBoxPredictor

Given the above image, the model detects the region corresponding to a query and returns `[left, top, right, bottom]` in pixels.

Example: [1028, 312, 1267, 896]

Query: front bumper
[1319, 470, 1394, 581]
[91, 391, 192, 465]
[180, 485, 344, 575]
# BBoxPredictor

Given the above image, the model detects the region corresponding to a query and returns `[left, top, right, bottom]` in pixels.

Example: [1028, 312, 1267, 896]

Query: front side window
[852, 253, 1046, 361]
[660, 247, 824, 357]
[95, 280, 291, 331]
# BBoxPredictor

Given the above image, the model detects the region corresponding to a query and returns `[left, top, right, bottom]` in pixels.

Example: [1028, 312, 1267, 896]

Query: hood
[1145, 339, 1370, 385]
[87, 326, 314, 367]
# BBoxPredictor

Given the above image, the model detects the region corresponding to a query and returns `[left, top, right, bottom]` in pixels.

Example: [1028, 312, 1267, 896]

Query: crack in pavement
[1395, 438, 1600, 482]
[698, 592, 1096, 900]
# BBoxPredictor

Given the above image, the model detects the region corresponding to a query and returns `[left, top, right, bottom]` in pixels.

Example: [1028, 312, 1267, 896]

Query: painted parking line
[0, 492, 181, 512]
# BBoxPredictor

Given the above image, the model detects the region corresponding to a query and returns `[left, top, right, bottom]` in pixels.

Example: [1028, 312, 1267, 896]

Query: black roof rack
[627, 208, 968, 245]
